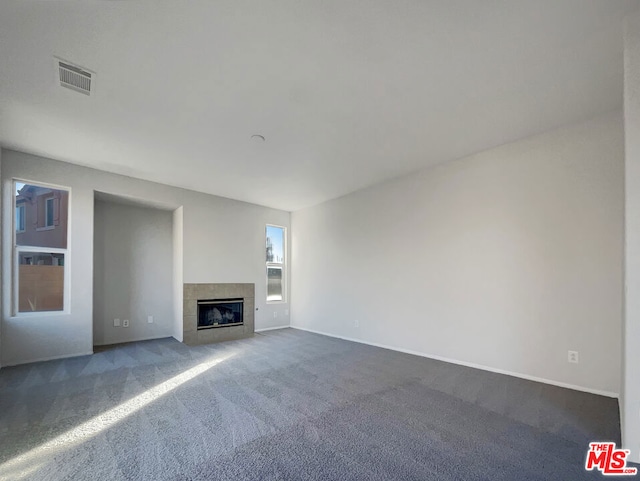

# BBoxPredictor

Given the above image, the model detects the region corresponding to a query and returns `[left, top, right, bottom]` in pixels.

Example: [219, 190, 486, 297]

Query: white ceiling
[0, 1, 637, 211]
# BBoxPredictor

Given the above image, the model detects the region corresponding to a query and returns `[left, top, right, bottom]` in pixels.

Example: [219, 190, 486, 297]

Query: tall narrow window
[15, 204, 25, 233]
[45, 197, 55, 227]
[266, 225, 285, 302]
[14, 181, 69, 313]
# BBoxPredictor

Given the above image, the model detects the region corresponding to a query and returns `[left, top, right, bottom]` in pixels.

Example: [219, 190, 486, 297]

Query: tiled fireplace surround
[183, 283, 255, 345]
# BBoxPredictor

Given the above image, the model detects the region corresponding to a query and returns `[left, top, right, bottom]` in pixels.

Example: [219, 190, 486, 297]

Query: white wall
[0, 148, 2, 368]
[292, 111, 624, 396]
[1, 150, 290, 365]
[172, 206, 184, 342]
[93, 200, 174, 346]
[623, 7, 640, 462]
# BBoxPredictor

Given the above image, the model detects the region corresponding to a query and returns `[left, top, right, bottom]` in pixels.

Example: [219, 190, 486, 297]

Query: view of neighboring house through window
[14, 181, 69, 313]
[266, 225, 285, 302]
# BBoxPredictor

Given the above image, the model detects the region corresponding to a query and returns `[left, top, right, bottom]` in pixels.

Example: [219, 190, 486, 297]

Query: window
[15, 204, 25, 233]
[266, 225, 285, 302]
[45, 197, 54, 227]
[14, 181, 69, 313]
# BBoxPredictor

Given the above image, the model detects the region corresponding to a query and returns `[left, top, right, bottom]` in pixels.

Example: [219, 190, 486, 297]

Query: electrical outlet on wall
[273, 312, 277, 318]
[354, 319, 359, 328]
[284, 309, 289, 316]
[568, 350, 579, 364]
[123, 319, 130, 328]
[114, 318, 120, 327]
[148, 315, 154, 324]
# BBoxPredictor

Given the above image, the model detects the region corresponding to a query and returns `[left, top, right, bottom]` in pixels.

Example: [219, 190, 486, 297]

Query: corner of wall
[172, 206, 184, 342]
[623, 5, 640, 462]
[0, 147, 3, 369]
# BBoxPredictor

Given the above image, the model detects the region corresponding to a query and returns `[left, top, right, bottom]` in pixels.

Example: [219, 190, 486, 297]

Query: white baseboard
[3, 350, 94, 367]
[94, 334, 172, 347]
[255, 325, 291, 333]
[290, 326, 619, 399]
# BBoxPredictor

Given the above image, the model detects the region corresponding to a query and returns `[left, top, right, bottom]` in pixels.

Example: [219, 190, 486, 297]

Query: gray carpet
[0, 328, 628, 480]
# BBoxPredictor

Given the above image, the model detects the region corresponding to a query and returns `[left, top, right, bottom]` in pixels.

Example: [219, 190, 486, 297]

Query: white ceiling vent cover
[57, 60, 92, 95]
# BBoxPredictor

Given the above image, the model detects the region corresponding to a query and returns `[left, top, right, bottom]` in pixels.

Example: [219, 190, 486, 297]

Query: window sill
[36, 226, 55, 231]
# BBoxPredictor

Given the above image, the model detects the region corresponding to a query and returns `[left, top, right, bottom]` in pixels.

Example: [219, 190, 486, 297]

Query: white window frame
[266, 224, 286, 304]
[13, 179, 71, 317]
[15, 204, 25, 233]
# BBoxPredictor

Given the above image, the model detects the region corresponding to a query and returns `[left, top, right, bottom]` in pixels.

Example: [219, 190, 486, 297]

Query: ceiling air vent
[58, 60, 92, 95]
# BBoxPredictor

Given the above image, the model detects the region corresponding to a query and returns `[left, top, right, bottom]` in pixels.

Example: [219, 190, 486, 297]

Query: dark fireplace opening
[198, 298, 244, 329]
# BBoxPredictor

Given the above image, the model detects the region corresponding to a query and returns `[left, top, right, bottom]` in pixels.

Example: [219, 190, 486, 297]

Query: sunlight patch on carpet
[0, 354, 232, 480]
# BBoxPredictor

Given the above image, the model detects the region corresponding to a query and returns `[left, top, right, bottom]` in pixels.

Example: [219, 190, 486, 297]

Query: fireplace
[184, 283, 254, 345]
[198, 298, 244, 329]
